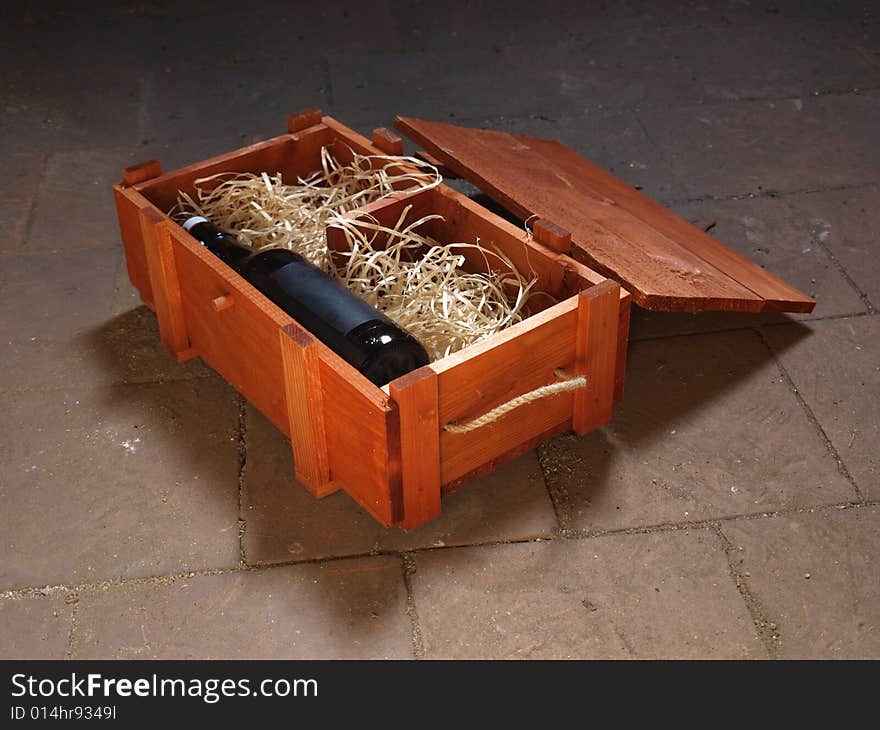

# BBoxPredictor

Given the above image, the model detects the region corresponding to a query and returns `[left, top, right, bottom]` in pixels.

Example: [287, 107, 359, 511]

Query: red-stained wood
[532, 218, 572, 254]
[123, 159, 162, 186]
[394, 116, 815, 314]
[372, 127, 405, 155]
[138, 207, 195, 362]
[319, 355, 403, 525]
[287, 108, 323, 133]
[113, 184, 155, 306]
[170, 222, 294, 434]
[416, 150, 459, 178]
[279, 324, 335, 497]
[389, 366, 441, 529]
[433, 296, 583, 484]
[572, 281, 621, 434]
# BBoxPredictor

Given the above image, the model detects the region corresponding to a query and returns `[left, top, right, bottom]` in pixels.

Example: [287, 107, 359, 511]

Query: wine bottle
[182, 216, 430, 386]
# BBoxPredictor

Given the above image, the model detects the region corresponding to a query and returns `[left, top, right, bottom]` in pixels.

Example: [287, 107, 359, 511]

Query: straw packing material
[174, 147, 441, 271]
[174, 148, 537, 361]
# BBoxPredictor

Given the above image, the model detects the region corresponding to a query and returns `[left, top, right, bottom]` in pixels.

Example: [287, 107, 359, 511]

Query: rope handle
[442, 368, 586, 434]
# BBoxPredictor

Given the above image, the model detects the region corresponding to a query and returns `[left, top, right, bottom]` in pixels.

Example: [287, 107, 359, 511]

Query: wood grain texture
[138, 207, 195, 362]
[389, 366, 441, 530]
[123, 159, 162, 186]
[170, 223, 294, 434]
[573, 281, 621, 434]
[433, 297, 581, 484]
[319, 356, 403, 526]
[279, 324, 335, 498]
[287, 108, 323, 133]
[113, 184, 155, 306]
[532, 218, 572, 253]
[394, 116, 815, 314]
[416, 150, 459, 178]
[372, 127, 405, 155]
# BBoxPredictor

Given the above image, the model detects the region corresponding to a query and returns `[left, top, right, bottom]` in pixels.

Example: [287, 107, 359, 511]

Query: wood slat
[573, 281, 621, 434]
[433, 297, 580, 484]
[138, 207, 195, 362]
[279, 324, 335, 498]
[389, 366, 441, 530]
[394, 116, 815, 314]
[319, 357, 403, 526]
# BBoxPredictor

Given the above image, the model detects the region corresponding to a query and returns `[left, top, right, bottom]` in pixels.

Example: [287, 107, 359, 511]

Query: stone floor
[1, 0, 878, 659]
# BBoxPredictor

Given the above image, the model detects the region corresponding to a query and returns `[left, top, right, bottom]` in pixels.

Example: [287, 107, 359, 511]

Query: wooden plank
[173, 221, 400, 520]
[532, 218, 572, 254]
[319, 356, 403, 526]
[123, 159, 162, 186]
[433, 297, 581, 484]
[113, 184, 154, 306]
[394, 116, 815, 314]
[138, 207, 195, 362]
[170, 224, 294, 434]
[522, 135, 815, 313]
[134, 134, 299, 211]
[372, 127, 405, 155]
[389, 366, 441, 530]
[416, 150, 459, 178]
[573, 281, 621, 434]
[279, 324, 335, 498]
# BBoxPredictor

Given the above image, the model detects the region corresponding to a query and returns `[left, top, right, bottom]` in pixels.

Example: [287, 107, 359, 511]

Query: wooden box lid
[394, 116, 814, 314]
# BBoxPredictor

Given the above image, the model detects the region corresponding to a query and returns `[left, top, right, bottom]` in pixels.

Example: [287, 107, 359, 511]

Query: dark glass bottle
[182, 216, 429, 386]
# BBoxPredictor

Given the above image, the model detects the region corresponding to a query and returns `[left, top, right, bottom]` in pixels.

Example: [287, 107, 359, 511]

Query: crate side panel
[434, 297, 580, 484]
[170, 228, 292, 435]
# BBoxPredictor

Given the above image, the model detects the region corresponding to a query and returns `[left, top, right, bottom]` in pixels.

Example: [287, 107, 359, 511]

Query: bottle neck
[182, 216, 253, 270]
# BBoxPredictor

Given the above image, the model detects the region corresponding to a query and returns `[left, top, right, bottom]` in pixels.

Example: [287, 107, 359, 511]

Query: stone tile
[242, 407, 557, 564]
[764, 317, 880, 499]
[330, 43, 597, 132]
[139, 63, 329, 149]
[639, 92, 880, 200]
[0, 595, 73, 659]
[629, 193, 865, 340]
[785, 185, 880, 310]
[0, 249, 210, 391]
[722, 506, 880, 658]
[27, 148, 145, 252]
[0, 248, 119, 343]
[74, 557, 411, 659]
[411, 529, 764, 659]
[0, 379, 240, 590]
[1, 50, 142, 153]
[540, 329, 856, 533]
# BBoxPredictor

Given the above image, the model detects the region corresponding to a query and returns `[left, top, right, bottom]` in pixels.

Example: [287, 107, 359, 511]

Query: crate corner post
[389, 366, 442, 530]
[573, 280, 622, 435]
[278, 324, 337, 498]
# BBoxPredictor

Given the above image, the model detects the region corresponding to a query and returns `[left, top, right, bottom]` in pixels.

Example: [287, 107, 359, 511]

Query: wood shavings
[173, 147, 536, 361]
[173, 147, 440, 272]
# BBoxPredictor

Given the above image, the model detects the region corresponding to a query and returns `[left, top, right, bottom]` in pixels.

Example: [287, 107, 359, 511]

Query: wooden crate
[113, 111, 630, 530]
